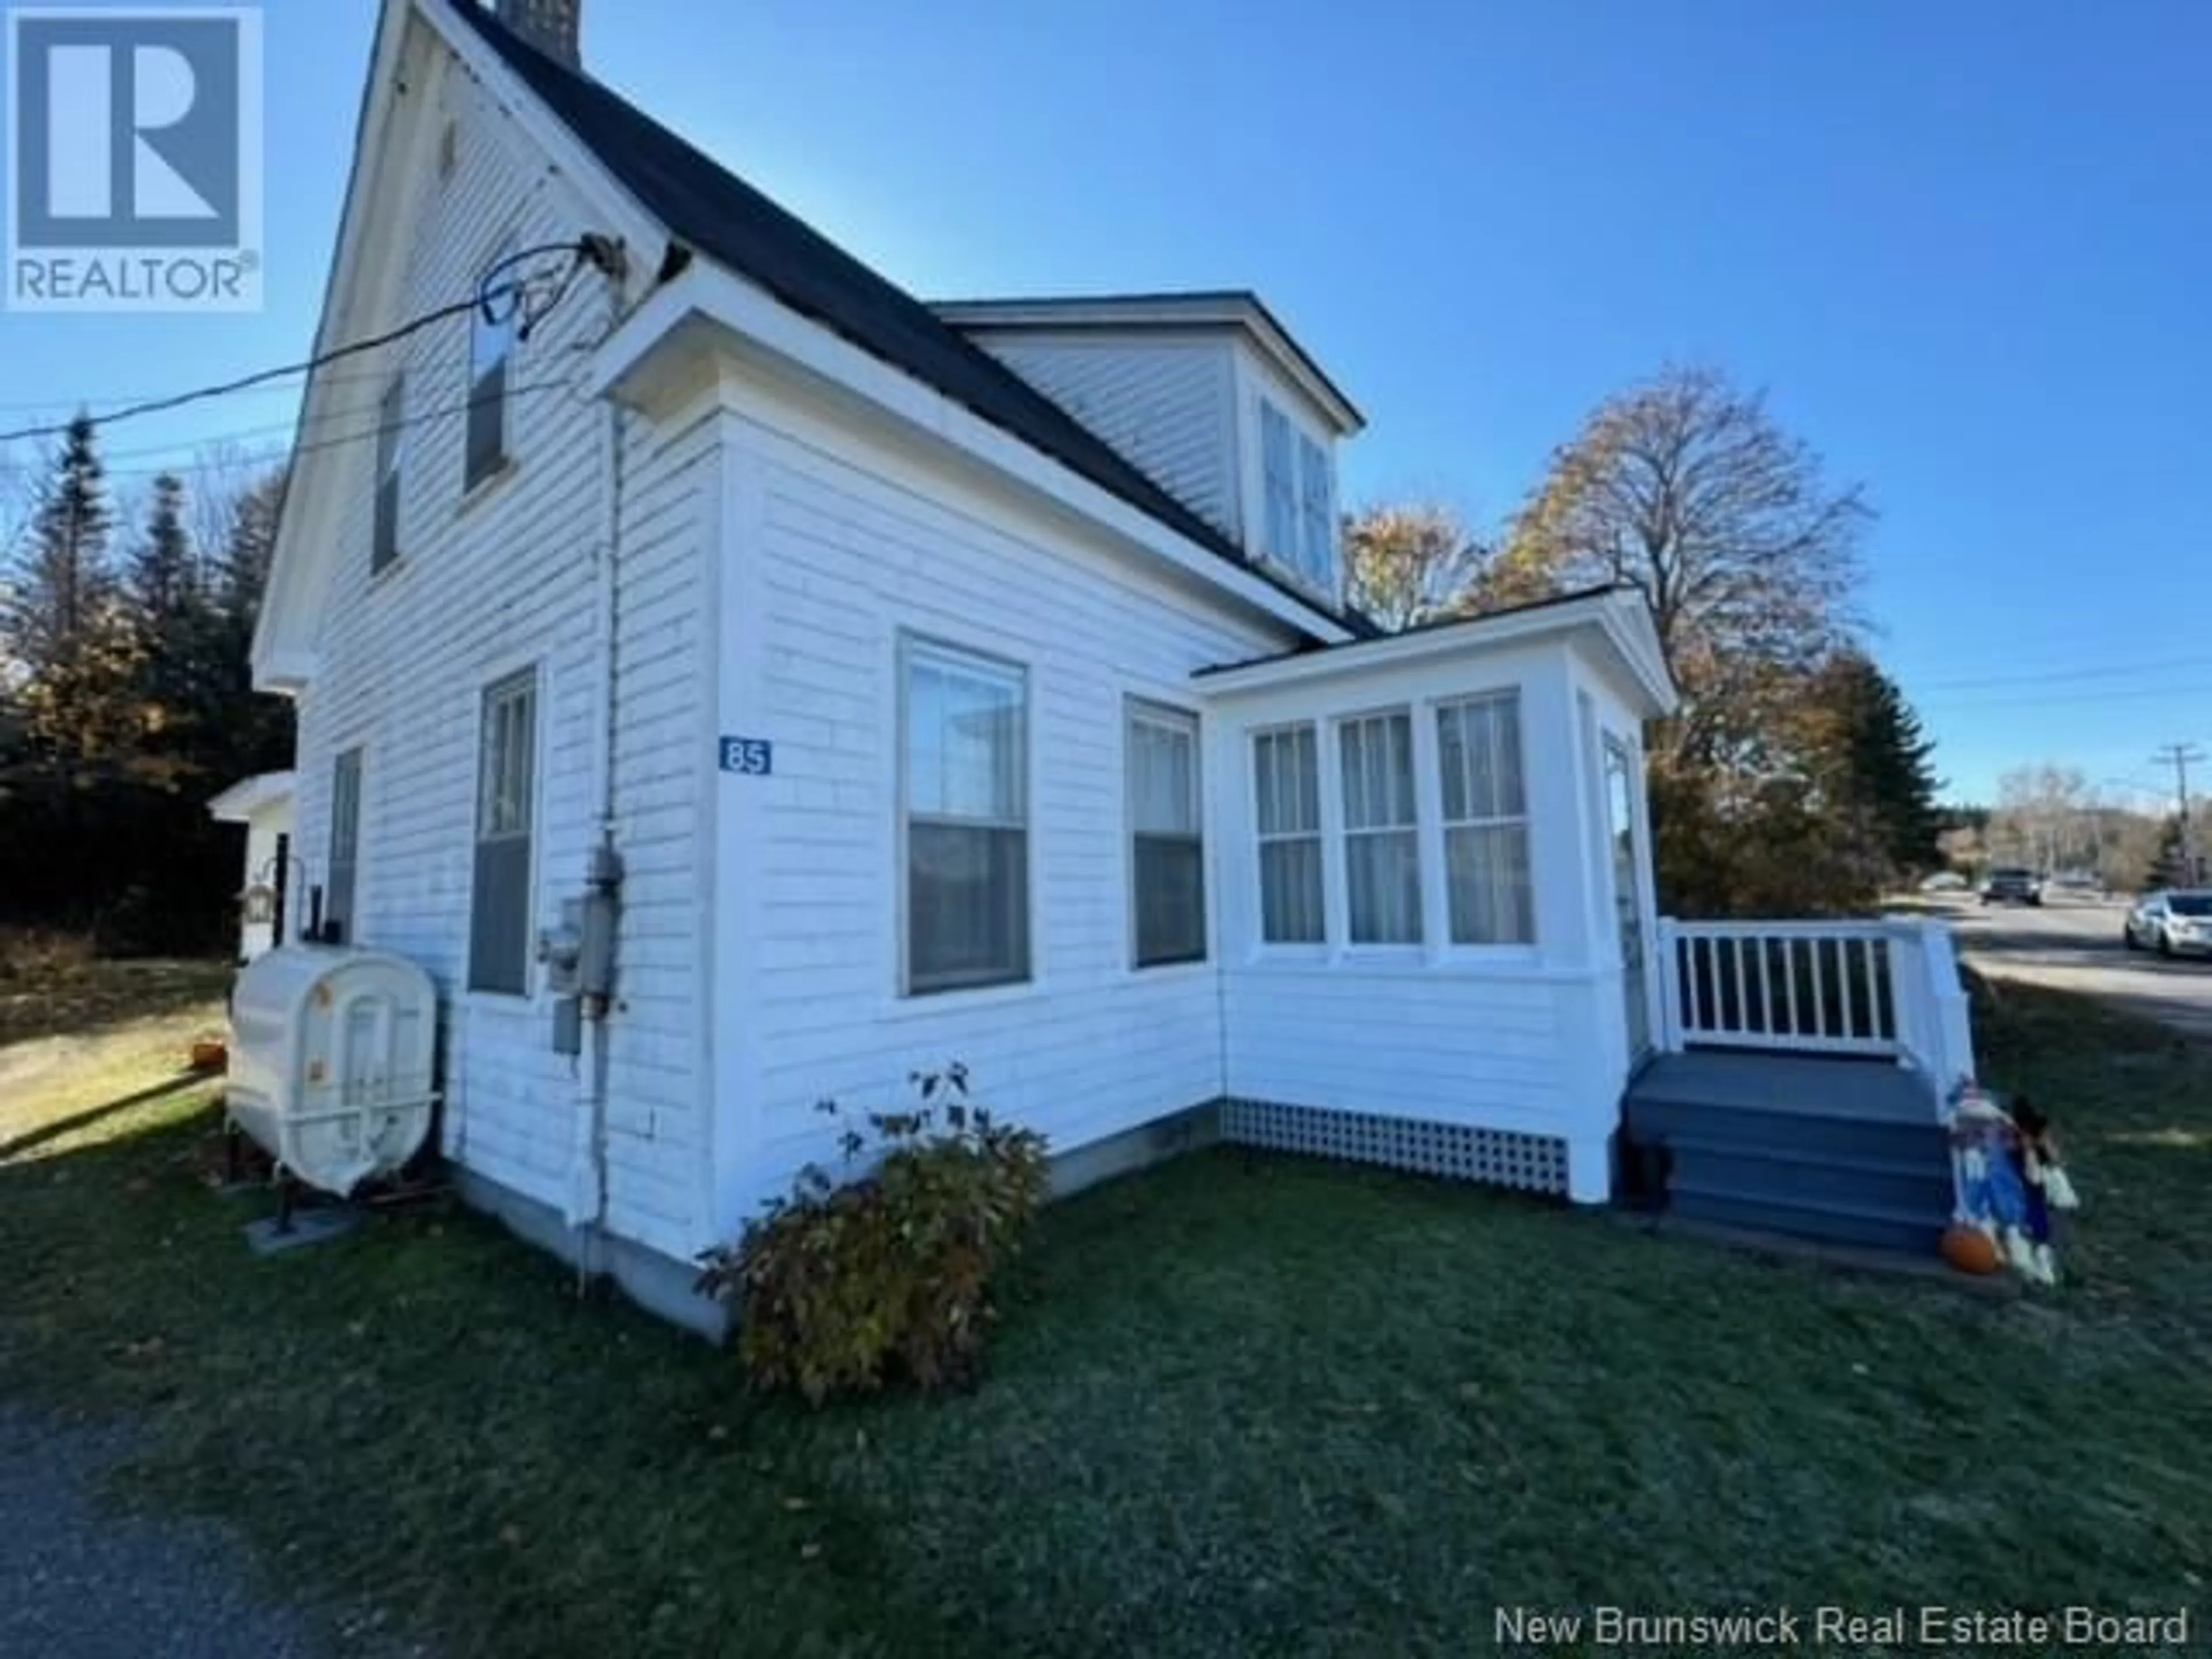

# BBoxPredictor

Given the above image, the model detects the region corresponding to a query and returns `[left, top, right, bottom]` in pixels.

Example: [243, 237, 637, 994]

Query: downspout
[570, 240, 631, 1280]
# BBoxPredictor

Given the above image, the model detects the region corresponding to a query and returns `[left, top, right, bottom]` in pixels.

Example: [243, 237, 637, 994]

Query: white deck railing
[1656, 915, 1976, 1100]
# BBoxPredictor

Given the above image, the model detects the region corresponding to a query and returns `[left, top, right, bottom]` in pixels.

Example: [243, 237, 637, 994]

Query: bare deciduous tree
[1343, 502, 1492, 632]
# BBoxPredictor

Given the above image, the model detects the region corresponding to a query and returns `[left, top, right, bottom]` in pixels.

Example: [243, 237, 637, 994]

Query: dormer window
[1258, 398, 1337, 599]
[1261, 402, 1297, 570]
[1297, 433, 1335, 592]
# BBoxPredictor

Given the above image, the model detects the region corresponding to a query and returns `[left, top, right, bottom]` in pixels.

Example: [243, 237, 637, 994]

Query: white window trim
[1335, 706, 1423, 951]
[463, 234, 521, 499]
[464, 659, 545, 1005]
[1126, 696, 1207, 971]
[1432, 691, 1539, 953]
[896, 631, 1034, 1000]
[1251, 720, 1327, 957]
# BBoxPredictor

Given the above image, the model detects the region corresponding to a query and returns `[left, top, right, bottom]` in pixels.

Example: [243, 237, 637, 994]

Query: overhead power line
[1914, 653, 2212, 694]
[0, 237, 614, 450]
[95, 376, 583, 481]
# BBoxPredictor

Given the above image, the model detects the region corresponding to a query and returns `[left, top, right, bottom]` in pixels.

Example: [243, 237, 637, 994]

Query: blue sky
[3, 0, 2208, 808]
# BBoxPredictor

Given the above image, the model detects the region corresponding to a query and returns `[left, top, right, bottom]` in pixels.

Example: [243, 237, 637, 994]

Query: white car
[2124, 890, 2212, 958]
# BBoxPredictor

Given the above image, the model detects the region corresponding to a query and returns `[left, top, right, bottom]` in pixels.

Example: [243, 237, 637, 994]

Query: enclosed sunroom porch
[1194, 586, 1677, 1205]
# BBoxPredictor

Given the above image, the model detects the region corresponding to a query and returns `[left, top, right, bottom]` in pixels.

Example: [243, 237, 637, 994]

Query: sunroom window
[1253, 725, 1323, 944]
[1338, 711, 1421, 944]
[1437, 693, 1533, 944]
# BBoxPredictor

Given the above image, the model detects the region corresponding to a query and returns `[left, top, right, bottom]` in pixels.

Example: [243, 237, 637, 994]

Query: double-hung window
[465, 242, 517, 490]
[372, 376, 404, 573]
[904, 638, 1029, 994]
[1260, 401, 1298, 572]
[1339, 711, 1421, 944]
[1297, 434, 1335, 592]
[469, 669, 537, 994]
[326, 748, 363, 944]
[1127, 701, 1205, 967]
[1252, 725, 1323, 944]
[1437, 693, 1534, 944]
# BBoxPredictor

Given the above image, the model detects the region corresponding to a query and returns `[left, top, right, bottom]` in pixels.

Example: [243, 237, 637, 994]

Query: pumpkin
[1941, 1223, 2002, 1275]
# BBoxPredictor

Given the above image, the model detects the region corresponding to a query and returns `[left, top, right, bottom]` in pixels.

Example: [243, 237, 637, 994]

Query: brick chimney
[493, 0, 581, 67]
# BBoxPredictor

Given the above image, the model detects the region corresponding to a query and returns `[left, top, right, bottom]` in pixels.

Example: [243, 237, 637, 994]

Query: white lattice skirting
[1219, 1099, 1569, 1196]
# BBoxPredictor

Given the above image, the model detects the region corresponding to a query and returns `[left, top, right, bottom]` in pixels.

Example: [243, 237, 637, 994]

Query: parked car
[1980, 867, 2043, 906]
[2123, 890, 2212, 957]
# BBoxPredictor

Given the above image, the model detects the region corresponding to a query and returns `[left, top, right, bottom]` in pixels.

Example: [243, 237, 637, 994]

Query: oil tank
[226, 945, 438, 1196]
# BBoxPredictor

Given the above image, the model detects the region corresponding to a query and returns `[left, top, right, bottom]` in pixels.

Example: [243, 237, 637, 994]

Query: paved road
[0, 1407, 416, 1657]
[1937, 893, 2212, 1042]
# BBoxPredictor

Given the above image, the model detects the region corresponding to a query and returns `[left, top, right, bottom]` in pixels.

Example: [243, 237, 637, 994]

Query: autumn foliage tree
[1343, 503, 1495, 631]
[1495, 365, 1896, 914]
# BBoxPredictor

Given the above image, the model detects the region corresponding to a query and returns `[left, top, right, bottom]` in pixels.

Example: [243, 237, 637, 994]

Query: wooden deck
[1627, 1051, 1941, 1125]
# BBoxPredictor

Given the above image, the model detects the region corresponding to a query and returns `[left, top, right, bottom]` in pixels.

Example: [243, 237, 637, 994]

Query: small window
[1253, 724, 1323, 944]
[372, 376, 404, 573]
[1128, 701, 1205, 968]
[1437, 694, 1534, 944]
[904, 638, 1029, 995]
[465, 244, 517, 490]
[1260, 401, 1298, 571]
[325, 748, 363, 943]
[469, 669, 537, 994]
[1297, 435, 1335, 591]
[1339, 711, 1421, 944]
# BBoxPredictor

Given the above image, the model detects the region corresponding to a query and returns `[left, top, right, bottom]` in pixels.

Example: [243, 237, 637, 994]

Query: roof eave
[589, 263, 1358, 647]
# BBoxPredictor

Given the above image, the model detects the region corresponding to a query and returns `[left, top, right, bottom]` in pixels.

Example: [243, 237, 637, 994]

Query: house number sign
[719, 737, 774, 776]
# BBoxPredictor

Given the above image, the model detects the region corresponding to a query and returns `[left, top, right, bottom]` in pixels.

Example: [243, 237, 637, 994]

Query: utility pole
[2153, 743, 2207, 884]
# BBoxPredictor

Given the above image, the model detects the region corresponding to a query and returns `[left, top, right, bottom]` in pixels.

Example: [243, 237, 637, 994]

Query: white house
[250, 0, 1751, 1332]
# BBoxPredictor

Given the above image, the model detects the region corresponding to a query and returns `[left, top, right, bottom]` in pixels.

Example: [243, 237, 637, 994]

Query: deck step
[1669, 1182, 1950, 1256]
[1668, 1137, 1955, 1216]
[1626, 1096, 1948, 1165]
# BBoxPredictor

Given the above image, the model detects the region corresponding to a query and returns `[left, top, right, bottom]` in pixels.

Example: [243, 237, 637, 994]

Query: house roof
[444, 2, 1374, 639]
[930, 291, 1366, 435]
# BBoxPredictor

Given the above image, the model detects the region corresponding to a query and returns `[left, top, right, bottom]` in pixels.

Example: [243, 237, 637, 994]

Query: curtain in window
[907, 642, 1028, 993]
[1437, 694, 1534, 944]
[1297, 435, 1334, 588]
[1129, 704, 1204, 966]
[1254, 725, 1323, 943]
[1340, 712, 1420, 944]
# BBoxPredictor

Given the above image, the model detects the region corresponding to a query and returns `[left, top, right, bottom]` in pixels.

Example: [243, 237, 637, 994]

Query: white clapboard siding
[711, 384, 1300, 1229]
[964, 333, 1240, 541]
[289, 36, 708, 1258]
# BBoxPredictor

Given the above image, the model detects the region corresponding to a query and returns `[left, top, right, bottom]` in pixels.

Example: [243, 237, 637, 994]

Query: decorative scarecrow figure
[1945, 1082, 2077, 1285]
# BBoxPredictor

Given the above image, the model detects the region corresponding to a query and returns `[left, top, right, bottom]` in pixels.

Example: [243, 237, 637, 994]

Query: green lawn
[1, 966, 2207, 1657]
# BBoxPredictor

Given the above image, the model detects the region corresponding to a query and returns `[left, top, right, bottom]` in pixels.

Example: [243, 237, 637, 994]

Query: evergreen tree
[1815, 650, 1944, 879]
[0, 412, 142, 788]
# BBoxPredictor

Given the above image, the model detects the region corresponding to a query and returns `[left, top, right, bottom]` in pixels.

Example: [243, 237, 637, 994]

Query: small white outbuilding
[207, 771, 297, 963]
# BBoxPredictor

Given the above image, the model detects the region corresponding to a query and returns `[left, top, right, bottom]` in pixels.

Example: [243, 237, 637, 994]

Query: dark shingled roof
[445, 1, 1373, 639]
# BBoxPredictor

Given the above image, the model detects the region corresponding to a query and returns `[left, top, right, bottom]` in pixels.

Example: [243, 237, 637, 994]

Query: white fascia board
[207, 771, 298, 822]
[588, 263, 1355, 646]
[1192, 590, 1679, 714]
